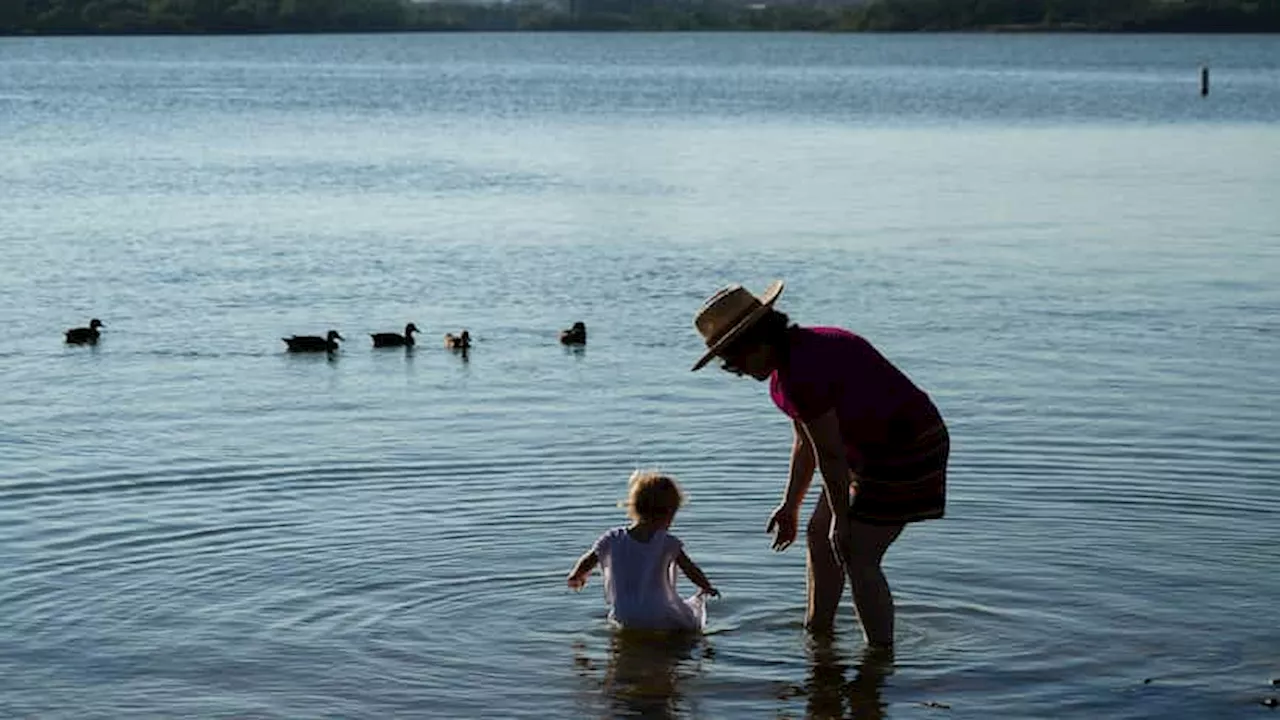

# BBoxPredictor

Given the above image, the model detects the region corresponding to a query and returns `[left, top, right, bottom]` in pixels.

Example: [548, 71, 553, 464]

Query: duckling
[444, 330, 471, 350]
[372, 323, 418, 348]
[283, 330, 343, 353]
[559, 321, 587, 345]
[65, 318, 104, 345]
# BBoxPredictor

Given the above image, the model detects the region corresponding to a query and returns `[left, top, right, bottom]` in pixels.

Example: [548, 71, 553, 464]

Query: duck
[283, 330, 343, 353]
[65, 318, 104, 345]
[559, 321, 587, 345]
[444, 330, 471, 350]
[372, 323, 419, 348]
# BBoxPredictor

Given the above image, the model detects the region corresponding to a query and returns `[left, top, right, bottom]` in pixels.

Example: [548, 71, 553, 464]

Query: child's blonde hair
[622, 470, 685, 523]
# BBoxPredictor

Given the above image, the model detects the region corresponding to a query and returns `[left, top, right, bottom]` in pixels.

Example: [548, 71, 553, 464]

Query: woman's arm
[676, 550, 719, 597]
[783, 418, 817, 508]
[766, 420, 817, 550]
[566, 550, 598, 590]
[798, 409, 853, 519]
[799, 409, 857, 568]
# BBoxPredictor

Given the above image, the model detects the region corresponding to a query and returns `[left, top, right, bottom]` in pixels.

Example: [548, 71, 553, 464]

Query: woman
[691, 281, 948, 648]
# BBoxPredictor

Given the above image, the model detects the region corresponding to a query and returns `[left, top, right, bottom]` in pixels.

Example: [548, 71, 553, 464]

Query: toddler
[567, 471, 718, 631]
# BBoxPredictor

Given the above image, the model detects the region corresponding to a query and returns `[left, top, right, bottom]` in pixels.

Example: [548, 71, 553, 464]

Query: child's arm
[566, 550, 598, 591]
[676, 550, 719, 597]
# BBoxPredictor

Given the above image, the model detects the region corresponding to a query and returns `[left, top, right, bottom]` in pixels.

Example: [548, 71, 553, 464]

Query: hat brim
[691, 280, 784, 371]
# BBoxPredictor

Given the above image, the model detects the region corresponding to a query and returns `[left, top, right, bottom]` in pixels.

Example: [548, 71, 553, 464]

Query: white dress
[592, 527, 707, 631]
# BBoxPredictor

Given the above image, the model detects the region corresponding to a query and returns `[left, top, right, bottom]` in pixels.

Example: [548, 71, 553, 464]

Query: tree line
[841, 0, 1280, 32]
[2, 0, 1277, 34]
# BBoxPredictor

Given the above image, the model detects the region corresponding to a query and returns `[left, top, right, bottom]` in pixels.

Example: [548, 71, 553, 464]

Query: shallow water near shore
[1, 33, 1278, 718]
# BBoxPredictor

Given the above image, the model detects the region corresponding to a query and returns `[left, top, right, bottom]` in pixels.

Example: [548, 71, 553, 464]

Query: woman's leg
[845, 521, 905, 648]
[805, 494, 845, 633]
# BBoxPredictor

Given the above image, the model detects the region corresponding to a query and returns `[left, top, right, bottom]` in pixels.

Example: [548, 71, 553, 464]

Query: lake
[1, 32, 1278, 719]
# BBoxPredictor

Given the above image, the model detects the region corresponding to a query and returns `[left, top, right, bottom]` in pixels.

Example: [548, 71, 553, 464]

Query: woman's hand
[566, 572, 588, 591]
[766, 502, 800, 551]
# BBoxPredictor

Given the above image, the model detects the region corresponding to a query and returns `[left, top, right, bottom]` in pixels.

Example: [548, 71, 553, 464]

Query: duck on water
[65, 319, 104, 345]
[559, 321, 586, 345]
[283, 330, 343, 353]
[372, 323, 419, 348]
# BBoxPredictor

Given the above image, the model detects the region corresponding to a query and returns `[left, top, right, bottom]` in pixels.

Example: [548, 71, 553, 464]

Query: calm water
[2, 33, 1278, 719]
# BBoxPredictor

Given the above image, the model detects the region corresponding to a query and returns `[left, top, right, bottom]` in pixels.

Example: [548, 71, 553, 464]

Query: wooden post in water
[1201, 66, 1210, 97]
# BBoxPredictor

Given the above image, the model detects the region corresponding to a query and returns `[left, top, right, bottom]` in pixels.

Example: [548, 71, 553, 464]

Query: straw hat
[691, 280, 784, 371]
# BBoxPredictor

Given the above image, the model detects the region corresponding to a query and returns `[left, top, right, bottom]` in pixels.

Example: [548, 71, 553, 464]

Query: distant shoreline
[5, 0, 1278, 37]
[3, 27, 1279, 37]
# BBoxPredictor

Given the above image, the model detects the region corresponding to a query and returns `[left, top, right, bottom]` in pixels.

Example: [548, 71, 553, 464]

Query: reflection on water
[574, 632, 893, 720]
[797, 639, 892, 720]
[575, 631, 712, 719]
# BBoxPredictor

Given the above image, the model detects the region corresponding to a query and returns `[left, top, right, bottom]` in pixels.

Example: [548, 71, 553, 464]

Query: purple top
[770, 326, 941, 470]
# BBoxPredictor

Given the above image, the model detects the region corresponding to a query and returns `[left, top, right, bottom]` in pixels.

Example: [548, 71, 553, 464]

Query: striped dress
[770, 326, 949, 525]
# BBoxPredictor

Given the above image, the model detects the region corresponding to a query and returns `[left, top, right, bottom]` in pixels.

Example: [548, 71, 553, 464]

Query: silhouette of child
[567, 471, 718, 631]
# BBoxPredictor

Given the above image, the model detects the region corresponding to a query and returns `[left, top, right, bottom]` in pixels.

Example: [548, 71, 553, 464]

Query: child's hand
[566, 550, 598, 592]
[700, 586, 720, 598]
